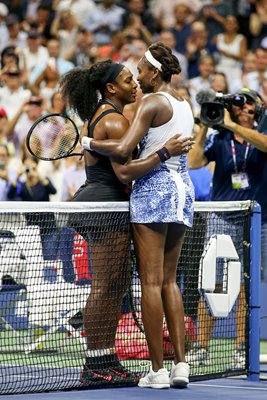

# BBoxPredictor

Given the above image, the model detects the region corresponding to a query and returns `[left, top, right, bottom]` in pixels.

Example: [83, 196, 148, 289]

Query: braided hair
[148, 41, 181, 83]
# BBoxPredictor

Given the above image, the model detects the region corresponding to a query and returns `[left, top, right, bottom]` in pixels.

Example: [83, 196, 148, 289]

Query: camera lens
[232, 94, 246, 108]
[25, 167, 31, 173]
[200, 102, 225, 127]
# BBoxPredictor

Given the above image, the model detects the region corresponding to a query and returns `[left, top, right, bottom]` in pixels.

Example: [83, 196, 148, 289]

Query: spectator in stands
[0, 64, 31, 120]
[7, 154, 58, 259]
[5, 96, 45, 156]
[185, 20, 218, 79]
[33, 1, 56, 43]
[121, 10, 153, 45]
[0, 143, 18, 201]
[229, 50, 257, 93]
[246, 45, 267, 97]
[123, 37, 148, 80]
[56, 0, 97, 27]
[170, 3, 192, 55]
[5, 13, 28, 50]
[8, 154, 56, 202]
[22, 29, 49, 75]
[61, 149, 86, 202]
[122, 0, 158, 37]
[213, 15, 248, 87]
[30, 54, 60, 101]
[233, 0, 254, 48]
[84, 0, 125, 46]
[0, 2, 9, 53]
[249, 0, 267, 50]
[197, 0, 233, 41]
[188, 87, 266, 368]
[188, 54, 216, 114]
[0, 46, 20, 84]
[20, 0, 43, 26]
[210, 71, 229, 94]
[149, 0, 201, 30]
[50, 9, 80, 58]
[0, 106, 16, 160]
[29, 37, 74, 85]
[64, 27, 99, 68]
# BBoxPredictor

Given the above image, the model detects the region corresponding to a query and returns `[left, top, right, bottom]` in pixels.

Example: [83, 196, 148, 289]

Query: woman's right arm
[81, 94, 159, 161]
[111, 134, 195, 184]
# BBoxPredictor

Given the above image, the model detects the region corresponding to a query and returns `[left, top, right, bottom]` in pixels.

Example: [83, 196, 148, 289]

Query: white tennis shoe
[169, 362, 189, 387]
[138, 367, 170, 389]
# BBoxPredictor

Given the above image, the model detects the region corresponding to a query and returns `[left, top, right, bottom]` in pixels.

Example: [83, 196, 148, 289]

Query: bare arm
[81, 95, 158, 160]
[111, 134, 195, 184]
[223, 109, 267, 153]
[187, 124, 209, 169]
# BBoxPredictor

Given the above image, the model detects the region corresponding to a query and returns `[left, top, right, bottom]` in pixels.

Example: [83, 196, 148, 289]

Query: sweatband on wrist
[81, 136, 93, 151]
[156, 147, 171, 162]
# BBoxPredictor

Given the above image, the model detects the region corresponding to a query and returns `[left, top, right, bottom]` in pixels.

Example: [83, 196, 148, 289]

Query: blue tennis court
[1, 373, 267, 400]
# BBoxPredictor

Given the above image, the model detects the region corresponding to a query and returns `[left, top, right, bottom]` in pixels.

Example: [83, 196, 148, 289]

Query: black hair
[1, 46, 19, 69]
[59, 60, 124, 121]
[147, 41, 181, 82]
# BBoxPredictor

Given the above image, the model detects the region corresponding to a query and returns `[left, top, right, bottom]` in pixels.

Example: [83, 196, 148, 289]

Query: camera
[25, 167, 31, 174]
[196, 89, 246, 128]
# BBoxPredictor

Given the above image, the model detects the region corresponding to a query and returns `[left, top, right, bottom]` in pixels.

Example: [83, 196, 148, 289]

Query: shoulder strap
[89, 109, 121, 138]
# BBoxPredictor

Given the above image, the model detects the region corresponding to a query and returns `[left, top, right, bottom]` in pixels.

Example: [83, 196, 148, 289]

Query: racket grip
[81, 136, 93, 151]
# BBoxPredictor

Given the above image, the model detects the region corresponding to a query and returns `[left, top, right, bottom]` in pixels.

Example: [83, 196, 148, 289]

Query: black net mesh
[0, 201, 253, 394]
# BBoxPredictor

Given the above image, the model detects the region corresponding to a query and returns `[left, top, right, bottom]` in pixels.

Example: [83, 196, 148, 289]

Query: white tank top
[138, 91, 194, 170]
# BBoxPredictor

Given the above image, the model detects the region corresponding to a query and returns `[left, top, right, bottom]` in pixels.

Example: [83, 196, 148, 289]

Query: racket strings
[28, 115, 79, 160]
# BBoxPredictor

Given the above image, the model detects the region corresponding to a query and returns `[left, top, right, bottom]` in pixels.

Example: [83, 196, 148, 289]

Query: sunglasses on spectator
[7, 71, 20, 76]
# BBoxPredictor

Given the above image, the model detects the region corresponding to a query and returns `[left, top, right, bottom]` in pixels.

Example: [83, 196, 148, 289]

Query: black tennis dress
[71, 105, 129, 239]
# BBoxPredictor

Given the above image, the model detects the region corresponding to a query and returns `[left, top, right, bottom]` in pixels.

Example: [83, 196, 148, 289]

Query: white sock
[86, 347, 116, 358]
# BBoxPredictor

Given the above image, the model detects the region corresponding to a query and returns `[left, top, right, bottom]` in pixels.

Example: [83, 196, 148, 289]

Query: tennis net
[0, 200, 260, 394]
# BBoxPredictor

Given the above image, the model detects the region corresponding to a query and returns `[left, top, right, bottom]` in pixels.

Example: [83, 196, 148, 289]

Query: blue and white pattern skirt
[130, 165, 194, 227]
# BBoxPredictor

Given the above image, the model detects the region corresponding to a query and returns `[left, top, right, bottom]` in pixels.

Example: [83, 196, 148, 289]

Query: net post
[248, 201, 261, 381]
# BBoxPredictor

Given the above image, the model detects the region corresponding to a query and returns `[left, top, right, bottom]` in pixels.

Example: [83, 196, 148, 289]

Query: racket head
[26, 113, 82, 161]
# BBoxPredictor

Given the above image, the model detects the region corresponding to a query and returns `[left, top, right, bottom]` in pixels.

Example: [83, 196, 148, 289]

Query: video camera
[196, 89, 246, 128]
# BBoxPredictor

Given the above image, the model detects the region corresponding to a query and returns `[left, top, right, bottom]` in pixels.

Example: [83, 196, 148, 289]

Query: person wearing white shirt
[0, 66, 31, 120]
[85, 0, 125, 45]
[0, 143, 18, 201]
[22, 30, 49, 75]
[245, 46, 267, 97]
[61, 156, 86, 202]
[0, 2, 9, 53]
[29, 37, 74, 85]
[188, 54, 216, 115]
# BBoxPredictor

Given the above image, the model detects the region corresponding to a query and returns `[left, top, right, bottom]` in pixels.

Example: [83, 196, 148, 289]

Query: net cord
[0, 200, 254, 213]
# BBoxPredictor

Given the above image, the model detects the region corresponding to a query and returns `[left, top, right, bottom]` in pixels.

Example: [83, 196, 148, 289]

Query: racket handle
[81, 136, 93, 151]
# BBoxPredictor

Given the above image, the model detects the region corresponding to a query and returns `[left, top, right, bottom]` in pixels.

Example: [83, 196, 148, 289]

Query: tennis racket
[26, 113, 83, 161]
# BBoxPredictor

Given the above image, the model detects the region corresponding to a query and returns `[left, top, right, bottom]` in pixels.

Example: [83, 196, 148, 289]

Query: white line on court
[192, 383, 267, 391]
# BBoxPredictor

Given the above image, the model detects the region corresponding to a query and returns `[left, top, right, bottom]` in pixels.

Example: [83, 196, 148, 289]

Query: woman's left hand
[164, 134, 195, 157]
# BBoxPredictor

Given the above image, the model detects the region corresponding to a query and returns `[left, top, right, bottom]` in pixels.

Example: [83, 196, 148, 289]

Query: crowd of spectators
[0, 0, 266, 205]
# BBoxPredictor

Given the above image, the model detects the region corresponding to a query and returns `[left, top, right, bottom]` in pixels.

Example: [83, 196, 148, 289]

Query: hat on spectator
[28, 29, 41, 39]
[0, 3, 8, 17]
[6, 13, 19, 26]
[236, 88, 262, 104]
[0, 108, 8, 118]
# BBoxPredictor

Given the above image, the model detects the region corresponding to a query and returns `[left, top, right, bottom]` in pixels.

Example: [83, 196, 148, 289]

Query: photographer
[187, 87, 266, 368]
[7, 155, 58, 260]
[222, 101, 267, 284]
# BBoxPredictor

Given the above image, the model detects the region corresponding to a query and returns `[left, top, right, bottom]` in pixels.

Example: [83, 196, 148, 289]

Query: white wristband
[81, 136, 93, 151]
